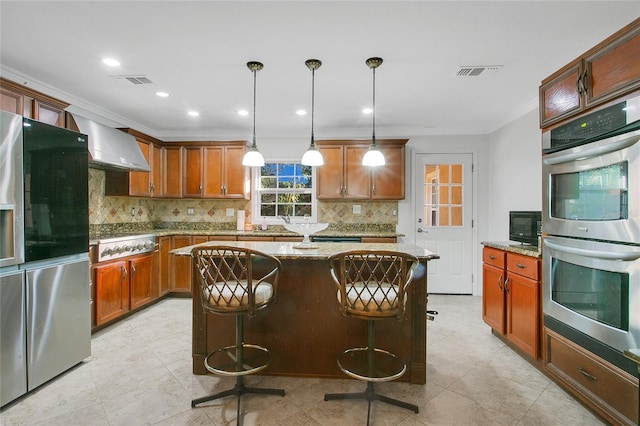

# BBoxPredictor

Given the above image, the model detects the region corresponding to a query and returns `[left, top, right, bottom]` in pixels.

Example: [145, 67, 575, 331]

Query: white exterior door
[415, 153, 473, 294]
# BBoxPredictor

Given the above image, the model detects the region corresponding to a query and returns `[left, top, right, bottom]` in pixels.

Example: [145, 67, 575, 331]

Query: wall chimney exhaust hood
[69, 113, 150, 172]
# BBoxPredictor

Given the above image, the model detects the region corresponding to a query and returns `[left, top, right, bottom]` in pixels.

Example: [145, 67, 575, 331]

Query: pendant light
[242, 61, 265, 167]
[362, 57, 385, 167]
[301, 59, 324, 166]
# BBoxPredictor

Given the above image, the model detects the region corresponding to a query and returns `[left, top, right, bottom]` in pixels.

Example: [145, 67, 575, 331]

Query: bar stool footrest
[337, 347, 406, 382]
[204, 343, 271, 376]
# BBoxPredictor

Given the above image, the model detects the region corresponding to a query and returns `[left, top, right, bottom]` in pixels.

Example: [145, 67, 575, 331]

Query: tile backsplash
[89, 168, 398, 227]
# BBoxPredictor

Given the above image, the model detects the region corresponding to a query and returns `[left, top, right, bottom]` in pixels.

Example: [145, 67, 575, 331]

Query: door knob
[417, 228, 424, 233]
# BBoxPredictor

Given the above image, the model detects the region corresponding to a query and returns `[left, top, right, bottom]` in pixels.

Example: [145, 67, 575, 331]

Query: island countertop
[171, 240, 439, 261]
[184, 241, 439, 384]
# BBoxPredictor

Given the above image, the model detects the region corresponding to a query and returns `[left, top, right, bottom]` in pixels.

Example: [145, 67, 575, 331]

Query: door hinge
[472, 163, 474, 172]
[472, 219, 474, 228]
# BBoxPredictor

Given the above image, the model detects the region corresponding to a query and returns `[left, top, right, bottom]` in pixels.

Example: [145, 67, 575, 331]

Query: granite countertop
[90, 226, 402, 245]
[171, 240, 439, 261]
[481, 241, 541, 258]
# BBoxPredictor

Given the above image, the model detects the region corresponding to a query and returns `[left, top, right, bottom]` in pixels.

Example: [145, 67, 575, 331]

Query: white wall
[487, 109, 542, 240]
[398, 107, 542, 295]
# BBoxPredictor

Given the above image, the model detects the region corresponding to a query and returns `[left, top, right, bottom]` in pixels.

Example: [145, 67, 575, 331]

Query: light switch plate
[352, 204, 361, 214]
[226, 208, 235, 216]
[187, 207, 195, 216]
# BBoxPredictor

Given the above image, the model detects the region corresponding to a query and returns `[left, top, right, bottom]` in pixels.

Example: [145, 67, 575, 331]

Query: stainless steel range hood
[70, 113, 150, 172]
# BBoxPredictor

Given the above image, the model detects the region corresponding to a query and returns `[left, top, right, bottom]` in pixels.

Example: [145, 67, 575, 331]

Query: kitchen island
[171, 241, 439, 384]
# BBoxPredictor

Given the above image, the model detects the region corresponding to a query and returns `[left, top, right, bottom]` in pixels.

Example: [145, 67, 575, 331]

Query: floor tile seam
[442, 367, 534, 423]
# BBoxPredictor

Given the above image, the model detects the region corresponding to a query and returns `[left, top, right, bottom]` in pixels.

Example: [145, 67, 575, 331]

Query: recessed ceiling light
[188, 111, 199, 117]
[155, 91, 169, 98]
[238, 109, 249, 116]
[102, 57, 120, 67]
[296, 109, 307, 116]
[362, 108, 373, 114]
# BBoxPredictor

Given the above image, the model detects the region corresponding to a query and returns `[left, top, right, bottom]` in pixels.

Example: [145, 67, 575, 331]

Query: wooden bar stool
[324, 250, 420, 425]
[190, 245, 285, 424]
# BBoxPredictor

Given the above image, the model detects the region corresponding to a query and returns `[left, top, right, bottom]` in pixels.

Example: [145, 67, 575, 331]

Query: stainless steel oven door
[542, 128, 640, 243]
[543, 235, 640, 353]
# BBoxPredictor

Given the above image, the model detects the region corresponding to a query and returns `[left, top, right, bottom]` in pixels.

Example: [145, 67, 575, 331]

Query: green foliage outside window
[258, 163, 313, 218]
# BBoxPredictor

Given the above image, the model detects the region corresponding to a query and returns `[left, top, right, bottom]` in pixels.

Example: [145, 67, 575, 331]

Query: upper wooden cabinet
[162, 145, 183, 198]
[540, 18, 640, 128]
[183, 142, 248, 199]
[316, 139, 407, 200]
[0, 77, 68, 127]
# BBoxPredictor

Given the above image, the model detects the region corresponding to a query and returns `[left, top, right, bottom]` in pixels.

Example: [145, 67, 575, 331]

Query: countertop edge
[481, 241, 541, 258]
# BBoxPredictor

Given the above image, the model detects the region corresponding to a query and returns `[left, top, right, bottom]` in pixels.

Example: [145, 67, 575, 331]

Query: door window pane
[423, 163, 464, 227]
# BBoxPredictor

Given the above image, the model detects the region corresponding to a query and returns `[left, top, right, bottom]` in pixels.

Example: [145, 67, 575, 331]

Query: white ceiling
[1, 1, 639, 142]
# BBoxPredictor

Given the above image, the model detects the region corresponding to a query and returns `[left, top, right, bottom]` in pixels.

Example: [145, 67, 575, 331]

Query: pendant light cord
[311, 67, 316, 145]
[252, 68, 257, 148]
[371, 66, 376, 146]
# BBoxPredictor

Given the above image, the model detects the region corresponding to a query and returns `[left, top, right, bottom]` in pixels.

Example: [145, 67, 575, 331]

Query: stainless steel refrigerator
[1, 110, 91, 407]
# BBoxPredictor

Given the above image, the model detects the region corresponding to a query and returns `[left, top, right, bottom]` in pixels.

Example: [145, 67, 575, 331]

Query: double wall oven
[542, 94, 640, 376]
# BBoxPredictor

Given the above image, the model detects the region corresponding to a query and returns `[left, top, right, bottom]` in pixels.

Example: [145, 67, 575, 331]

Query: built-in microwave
[509, 211, 541, 246]
[542, 96, 640, 244]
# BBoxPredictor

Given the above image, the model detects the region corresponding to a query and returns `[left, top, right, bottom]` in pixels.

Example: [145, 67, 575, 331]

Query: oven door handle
[545, 240, 640, 261]
[542, 130, 640, 165]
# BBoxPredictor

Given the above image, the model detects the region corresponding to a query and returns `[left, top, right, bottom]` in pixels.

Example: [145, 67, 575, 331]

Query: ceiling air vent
[456, 66, 503, 77]
[109, 75, 154, 84]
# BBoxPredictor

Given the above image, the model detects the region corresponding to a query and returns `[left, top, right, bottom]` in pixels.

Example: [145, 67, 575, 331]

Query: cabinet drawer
[482, 247, 505, 268]
[545, 329, 638, 424]
[506, 253, 539, 281]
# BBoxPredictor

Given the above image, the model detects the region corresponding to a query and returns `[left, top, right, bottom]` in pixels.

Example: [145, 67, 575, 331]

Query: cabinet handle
[515, 263, 527, 269]
[576, 366, 597, 381]
[132, 265, 136, 277]
[488, 255, 496, 260]
[122, 267, 128, 280]
[575, 74, 582, 95]
[497, 274, 503, 291]
[504, 277, 510, 293]
[372, 184, 376, 195]
[580, 69, 588, 95]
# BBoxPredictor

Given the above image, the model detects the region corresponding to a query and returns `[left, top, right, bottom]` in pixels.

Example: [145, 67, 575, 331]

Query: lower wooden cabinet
[482, 246, 541, 358]
[158, 236, 171, 296]
[93, 252, 156, 327]
[545, 328, 639, 425]
[170, 235, 209, 293]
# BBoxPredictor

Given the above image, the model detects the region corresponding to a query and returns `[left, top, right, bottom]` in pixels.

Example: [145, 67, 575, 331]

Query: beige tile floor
[0, 295, 605, 425]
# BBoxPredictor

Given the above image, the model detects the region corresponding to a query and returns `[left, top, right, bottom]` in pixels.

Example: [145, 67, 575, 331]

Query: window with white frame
[252, 162, 317, 223]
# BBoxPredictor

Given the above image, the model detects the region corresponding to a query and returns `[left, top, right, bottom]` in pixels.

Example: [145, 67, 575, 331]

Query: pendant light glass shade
[301, 59, 324, 166]
[242, 61, 265, 167]
[362, 57, 385, 167]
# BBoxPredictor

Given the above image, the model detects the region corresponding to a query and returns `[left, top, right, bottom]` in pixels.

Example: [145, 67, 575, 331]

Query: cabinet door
[506, 271, 539, 358]
[150, 144, 162, 197]
[0, 85, 24, 115]
[202, 146, 224, 198]
[129, 139, 151, 196]
[482, 262, 506, 334]
[162, 146, 183, 198]
[344, 145, 371, 199]
[183, 146, 203, 197]
[585, 23, 640, 108]
[32, 100, 65, 127]
[94, 260, 129, 326]
[539, 62, 583, 127]
[171, 236, 193, 293]
[316, 145, 344, 199]
[372, 145, 405, 200]
[158, 236, 171, 296]
[129, 254, 155, 310]
[223, 145, 248, 198]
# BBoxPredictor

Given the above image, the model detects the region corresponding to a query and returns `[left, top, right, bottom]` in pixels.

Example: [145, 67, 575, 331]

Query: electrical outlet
[392, 209, 397, 216]
[226, 208, 235, 217]
[130, 207, 136, 216]
[187, 207, 195, 216]
[352, 204, 361, 214]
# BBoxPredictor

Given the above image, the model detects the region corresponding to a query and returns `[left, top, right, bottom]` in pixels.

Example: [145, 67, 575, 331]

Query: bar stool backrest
[328, 250, 419, 321]
[192, 245, 281, 317]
